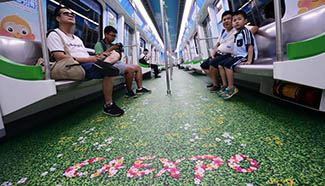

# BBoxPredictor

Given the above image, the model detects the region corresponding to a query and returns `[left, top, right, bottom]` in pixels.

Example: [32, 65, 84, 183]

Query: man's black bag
[92, 61, 119, 77]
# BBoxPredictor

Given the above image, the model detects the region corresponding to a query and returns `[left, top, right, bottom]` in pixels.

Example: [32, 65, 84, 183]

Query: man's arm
[48, 32, 100, 63]
[94, 42, 120, 58]
[144, 55, 151, 61]
[250, 26, 259, 35]
[52, 51, 99, 63]
[211, 42, 220, 57]
[241, 44, 254, 65]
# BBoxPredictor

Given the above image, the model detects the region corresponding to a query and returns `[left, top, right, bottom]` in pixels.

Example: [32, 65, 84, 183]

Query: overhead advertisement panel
[135, 12, 146, 29]
[118, 0, 135, 17]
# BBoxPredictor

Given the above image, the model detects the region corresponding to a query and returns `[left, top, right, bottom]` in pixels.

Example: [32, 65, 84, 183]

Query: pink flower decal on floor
[63, 157, 104, 178]
[90, 157, 124, 178]
[227, 154, 258, 173]
[126, 156, 156, 178]
[154, 157, 185, 178]
[189, 155, 223, 185]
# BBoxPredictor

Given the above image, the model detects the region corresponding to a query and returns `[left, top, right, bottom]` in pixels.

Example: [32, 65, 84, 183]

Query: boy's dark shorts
[81, 62, 106, 80]
[200, 58, 211, 70]
[210, 53, 231, 68]
[219, 56, 248, 70]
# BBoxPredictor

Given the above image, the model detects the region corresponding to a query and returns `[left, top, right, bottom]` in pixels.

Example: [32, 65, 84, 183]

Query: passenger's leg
[209, 65, 219, 87]
[225, 68, 234, 89]
[200, 59, 212, 80]
[203, 69, 212, 79]
[151, 64, 160, 78]
[134, 65, 143, 89]
[124, 66, 135, 91]
[102, 76, 124, 116]
[135, 65, 151, 94]
[103, 77, 114, 104]
[218, 65, 227, 87]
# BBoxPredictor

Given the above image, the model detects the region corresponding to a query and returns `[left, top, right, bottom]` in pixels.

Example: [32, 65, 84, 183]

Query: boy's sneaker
[206, 84, 213, 88]
[210, 86, 220, 92]
[136, 87, 152, 94]
[103, 102, 124, 116]
[216, 85, 227, 96]
[125, 90, 137, 98]
[221, 87, 239, 100]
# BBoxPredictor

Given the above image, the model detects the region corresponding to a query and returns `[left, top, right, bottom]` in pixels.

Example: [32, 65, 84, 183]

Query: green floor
[0, 69, 324, 186]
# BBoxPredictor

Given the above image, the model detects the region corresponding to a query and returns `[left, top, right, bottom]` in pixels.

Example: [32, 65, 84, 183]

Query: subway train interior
[0, 0, 324, 185]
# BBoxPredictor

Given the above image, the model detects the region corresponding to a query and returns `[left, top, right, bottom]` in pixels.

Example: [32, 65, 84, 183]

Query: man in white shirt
[47, 7, 124, 116]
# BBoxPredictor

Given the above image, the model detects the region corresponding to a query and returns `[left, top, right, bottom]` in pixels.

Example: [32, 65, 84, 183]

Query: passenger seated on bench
[202, 11, 258, 92]
[47, 7, 124, 116]
[217, 10, 258, 99]
[139, 49, 161, 78]
[94, 26, 151, 98]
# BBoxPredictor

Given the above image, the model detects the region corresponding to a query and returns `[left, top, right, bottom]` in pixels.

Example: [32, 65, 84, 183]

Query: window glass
[202, 16, 213, 54]
[107, 7, 118, 42]
[139, 38, 146, 55]
[193, 32, 199, 55]
[124, 24, 134, 57]
[46, 0, 102, 48]
[227, 0, 285, 27]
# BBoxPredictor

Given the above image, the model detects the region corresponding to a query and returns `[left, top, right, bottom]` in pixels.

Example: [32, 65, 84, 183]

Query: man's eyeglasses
[108, 34, 117, 38]
[60, 11, 75, 17]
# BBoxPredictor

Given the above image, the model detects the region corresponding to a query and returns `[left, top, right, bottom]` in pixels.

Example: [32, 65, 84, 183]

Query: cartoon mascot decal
[298, 0, 325, 14]
[0, 15, 35, 40]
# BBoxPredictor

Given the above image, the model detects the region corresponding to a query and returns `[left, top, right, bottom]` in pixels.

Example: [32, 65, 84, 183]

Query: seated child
[217, 10, 258, 99]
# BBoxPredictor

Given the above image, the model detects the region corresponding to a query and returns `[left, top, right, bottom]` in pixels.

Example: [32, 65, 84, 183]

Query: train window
[227, 0, 285, 27]
[46, 0, 102, 49]
[193, 32, 199, 55]
[124, 24, 134, 58]
[139, 38, 146, 55]
[107, 7, 118, 29]
[202, 16, 214, 54]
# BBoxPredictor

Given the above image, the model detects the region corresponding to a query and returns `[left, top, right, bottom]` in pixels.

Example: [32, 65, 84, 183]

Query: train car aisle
[0, 69, 324, 185]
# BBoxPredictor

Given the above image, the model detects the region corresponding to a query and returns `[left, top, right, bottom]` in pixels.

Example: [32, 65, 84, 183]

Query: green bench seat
[0, 55, 43, 80]
[287, 33, 325, 60]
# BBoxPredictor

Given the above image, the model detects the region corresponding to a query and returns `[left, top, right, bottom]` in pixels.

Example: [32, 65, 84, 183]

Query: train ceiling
[141, 0, 186, 50]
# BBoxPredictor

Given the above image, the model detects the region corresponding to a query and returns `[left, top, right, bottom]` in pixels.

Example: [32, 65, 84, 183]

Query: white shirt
[47, 28, 89, 58]
[217, 28, 237, 54]
[139, 53, 146, 60]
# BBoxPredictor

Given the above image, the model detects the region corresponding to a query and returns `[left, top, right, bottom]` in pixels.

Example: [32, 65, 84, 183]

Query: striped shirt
[233, 27, 258, 61]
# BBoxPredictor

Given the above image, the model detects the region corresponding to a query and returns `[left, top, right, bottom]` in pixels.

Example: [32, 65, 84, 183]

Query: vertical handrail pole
[132, 0, 139, 65]
[0, 106, 6, 137]
[230, 0, 236, 12]
[160, 0, 171, 95]
[165, 21, 173, 80]
[274, 0, 283, 61]
[37, 0, 51, 79]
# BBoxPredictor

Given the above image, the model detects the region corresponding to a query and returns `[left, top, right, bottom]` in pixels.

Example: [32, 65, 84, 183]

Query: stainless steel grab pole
[37, 0, 51, 79]
[160, 0, 171, 95]
[165, 21, 173, 81]
[274, 0, 283, 61]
